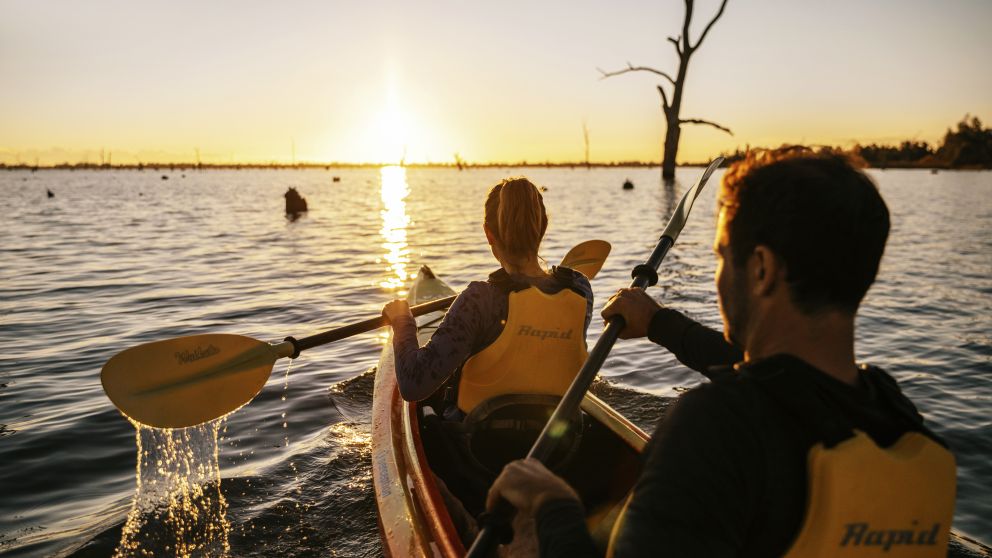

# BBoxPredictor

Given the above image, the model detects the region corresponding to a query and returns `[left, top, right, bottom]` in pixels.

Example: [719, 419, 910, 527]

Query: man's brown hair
[719, 147, 890, 314]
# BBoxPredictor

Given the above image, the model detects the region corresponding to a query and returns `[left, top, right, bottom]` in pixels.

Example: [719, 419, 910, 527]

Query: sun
[374, 104, 410, 164]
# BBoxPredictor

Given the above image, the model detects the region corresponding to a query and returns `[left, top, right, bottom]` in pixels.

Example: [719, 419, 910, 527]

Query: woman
[382, 177, 594, 421]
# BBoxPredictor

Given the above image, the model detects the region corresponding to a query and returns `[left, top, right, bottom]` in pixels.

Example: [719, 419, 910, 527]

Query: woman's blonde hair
[484, 177, 548, 258]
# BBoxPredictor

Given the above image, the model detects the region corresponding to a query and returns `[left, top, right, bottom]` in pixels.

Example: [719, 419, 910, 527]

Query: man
[487, 149, 956, 557]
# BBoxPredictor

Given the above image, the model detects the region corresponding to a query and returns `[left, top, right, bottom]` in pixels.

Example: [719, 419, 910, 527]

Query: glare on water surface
[377, 165, 413, 345]
[378, 165, 411, 295]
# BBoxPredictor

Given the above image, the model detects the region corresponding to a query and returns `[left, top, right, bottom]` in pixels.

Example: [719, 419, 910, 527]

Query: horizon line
[2, 160, 694, 170]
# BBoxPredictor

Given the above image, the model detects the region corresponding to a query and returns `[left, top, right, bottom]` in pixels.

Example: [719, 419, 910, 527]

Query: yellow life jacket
[605, 364, 957, 557]
[783, 429, 956, 557]
[457, 286, 588, 414]
[772, 365, 958, 558]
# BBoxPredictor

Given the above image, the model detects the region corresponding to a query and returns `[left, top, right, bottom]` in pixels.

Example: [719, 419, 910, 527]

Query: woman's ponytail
[484, 177, 548, 258]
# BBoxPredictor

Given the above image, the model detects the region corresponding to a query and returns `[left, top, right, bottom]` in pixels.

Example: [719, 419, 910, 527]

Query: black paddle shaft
[283, 295, 456, 358]
[530, 235, 672, 461]
[466, 236, 674, 557]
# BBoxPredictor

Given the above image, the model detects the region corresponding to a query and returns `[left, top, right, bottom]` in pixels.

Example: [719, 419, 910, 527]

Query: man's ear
[483, 224, 496, 246]
[750, 245, 781, 296]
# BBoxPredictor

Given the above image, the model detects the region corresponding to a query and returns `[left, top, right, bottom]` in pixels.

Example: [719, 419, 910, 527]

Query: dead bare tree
[599, 0, 732, 179]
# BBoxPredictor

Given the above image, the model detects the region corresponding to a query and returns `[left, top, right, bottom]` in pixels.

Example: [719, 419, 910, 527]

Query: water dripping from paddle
[115, 358, 307, 557]
[115, 419, 230, 557]
[280, 359, 311, 536]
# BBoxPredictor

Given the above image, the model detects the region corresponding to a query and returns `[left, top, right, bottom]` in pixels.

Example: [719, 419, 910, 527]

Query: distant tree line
[720, 115, 992, 170]
[0, 160, 670, 171]
[5, 116, 989, 172]
[854, 141, 933, 167]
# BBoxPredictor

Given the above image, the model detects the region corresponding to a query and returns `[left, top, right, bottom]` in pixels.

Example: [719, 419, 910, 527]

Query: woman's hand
[382, 299, 412, 324]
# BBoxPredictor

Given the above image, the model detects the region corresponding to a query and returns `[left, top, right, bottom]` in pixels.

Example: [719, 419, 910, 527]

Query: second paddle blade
[561, 240, 611, 280]
[101, 333, 278, 429]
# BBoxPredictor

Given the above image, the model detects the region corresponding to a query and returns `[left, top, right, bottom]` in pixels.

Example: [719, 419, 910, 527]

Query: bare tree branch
[597, 0, 732, 179]
[680, 118, 733, 135]
[682, 0, 694, 54]
[598, 62, 676, 86]
[691, 0, 729, 51]
[657, 85, 670, 111]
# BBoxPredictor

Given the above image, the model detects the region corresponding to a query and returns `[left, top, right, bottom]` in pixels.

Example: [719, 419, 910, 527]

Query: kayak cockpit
[372, 267, 648, 557]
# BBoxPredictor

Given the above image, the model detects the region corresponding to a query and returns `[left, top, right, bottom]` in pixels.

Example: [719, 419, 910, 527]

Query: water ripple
[0, 167, 989, 555]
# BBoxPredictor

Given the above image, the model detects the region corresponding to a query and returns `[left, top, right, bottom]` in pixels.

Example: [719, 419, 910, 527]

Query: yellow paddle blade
[561, 240, 611, 280]
[101, 334, 279, 428]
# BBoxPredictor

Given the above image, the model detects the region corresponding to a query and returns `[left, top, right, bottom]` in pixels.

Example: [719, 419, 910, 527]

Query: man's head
[714, 147, 890, 346]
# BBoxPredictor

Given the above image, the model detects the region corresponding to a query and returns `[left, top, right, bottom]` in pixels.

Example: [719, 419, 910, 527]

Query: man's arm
[602, 288, 742, 378]
[647, 308, 742, 377]
[607, 384, 757, 556]
[535, 499, 600, 558]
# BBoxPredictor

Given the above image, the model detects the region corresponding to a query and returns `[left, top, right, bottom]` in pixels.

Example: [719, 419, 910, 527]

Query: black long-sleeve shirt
[534, 309, 939, 558]
[645, 308, 743, 378]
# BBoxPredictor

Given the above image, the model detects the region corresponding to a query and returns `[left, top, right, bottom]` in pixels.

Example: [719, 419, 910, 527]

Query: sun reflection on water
[378, 165, 410, 294]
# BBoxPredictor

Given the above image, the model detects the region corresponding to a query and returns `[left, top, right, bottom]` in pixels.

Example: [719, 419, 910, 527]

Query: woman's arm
[387, 282, 495, 401]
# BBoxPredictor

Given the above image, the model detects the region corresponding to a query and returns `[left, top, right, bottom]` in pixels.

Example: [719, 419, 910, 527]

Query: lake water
[1, 167, 989, 556]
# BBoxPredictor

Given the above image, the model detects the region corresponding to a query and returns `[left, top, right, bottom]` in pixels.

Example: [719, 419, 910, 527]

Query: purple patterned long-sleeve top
[390, 267, 594, 405]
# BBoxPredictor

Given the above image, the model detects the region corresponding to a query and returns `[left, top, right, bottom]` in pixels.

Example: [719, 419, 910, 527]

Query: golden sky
[1, 0, 990, 165]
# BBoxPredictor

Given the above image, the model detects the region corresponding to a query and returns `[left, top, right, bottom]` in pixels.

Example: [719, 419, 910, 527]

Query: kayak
[371, 265, 648, 557]
[371, 265, 992, 558]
